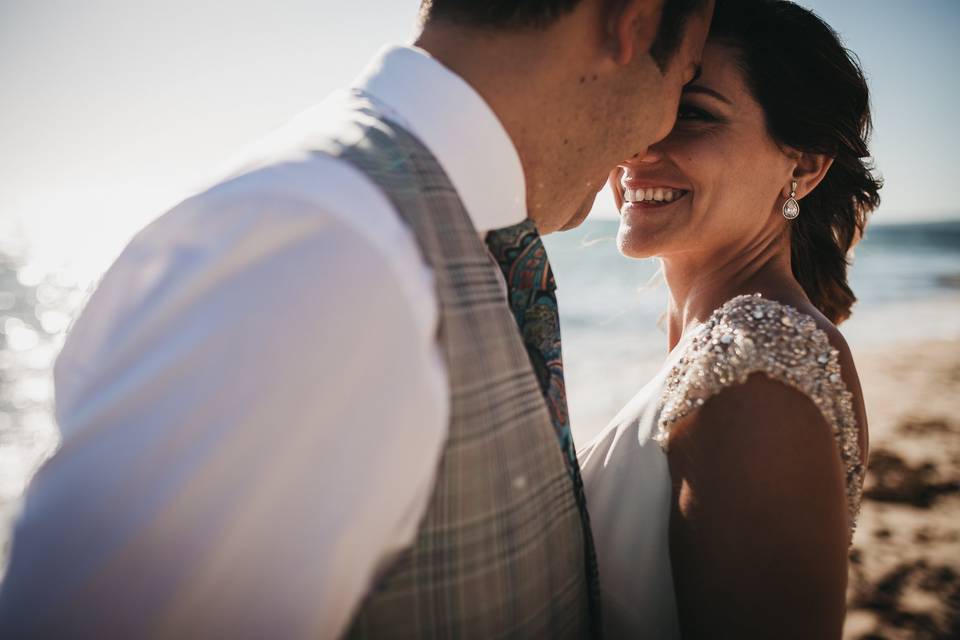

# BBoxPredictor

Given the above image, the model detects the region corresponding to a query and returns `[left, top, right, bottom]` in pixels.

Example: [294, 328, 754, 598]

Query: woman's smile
[617, 171, 692, 215]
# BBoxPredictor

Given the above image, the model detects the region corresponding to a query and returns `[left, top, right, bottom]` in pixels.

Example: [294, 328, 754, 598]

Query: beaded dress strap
[657, 294, 864, 529]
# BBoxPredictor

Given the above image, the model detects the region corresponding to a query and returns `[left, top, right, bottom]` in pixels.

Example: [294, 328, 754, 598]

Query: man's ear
[785, 150, 834, 200]
[608, 0, 663, 66]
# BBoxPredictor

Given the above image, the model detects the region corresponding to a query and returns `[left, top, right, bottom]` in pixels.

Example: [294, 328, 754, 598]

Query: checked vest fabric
[327, 99, 594, 638]
[485, 221, 601, 635]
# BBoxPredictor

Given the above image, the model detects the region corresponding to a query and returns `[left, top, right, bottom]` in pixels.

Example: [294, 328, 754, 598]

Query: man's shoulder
[189, 90, 379, 217]
[56, 93, 428, 382]
[139, 89, 409, 269]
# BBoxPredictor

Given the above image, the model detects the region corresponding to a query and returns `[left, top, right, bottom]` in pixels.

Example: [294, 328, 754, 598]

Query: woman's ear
[788, 151, 834, 200]
[609, 0, 663, 66]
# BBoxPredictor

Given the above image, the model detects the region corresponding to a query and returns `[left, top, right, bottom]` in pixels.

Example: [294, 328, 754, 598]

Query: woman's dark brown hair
[711, 0, 883, 323]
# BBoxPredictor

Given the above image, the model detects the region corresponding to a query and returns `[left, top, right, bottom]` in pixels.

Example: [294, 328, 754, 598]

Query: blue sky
[801, 0, 960, 222]
[1, 0, 958, 276]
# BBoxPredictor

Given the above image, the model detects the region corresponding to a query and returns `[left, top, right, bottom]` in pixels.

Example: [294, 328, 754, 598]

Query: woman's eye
[677, 104, 714, 122]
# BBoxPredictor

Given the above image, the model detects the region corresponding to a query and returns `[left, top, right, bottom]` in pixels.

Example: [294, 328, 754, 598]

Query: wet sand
[844, 340, 960, 639]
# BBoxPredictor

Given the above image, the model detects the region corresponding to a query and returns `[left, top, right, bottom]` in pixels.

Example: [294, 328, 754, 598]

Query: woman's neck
[662, 231, 808, 350]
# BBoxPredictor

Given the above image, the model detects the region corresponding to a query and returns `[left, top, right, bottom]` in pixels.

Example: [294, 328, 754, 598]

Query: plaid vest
[326, 101, 591, 638]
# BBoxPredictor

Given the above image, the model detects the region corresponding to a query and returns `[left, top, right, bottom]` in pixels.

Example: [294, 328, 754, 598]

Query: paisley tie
[485, 219, 602, 635]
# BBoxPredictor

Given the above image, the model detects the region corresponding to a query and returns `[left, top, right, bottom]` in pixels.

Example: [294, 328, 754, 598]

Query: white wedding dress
[577, 294, 865, 638]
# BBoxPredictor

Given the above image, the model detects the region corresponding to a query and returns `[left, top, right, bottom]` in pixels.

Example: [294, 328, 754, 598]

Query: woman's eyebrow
[682, 84, 732, 105]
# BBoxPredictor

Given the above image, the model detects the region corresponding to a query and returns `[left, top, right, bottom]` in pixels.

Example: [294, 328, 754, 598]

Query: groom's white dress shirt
[2, 46, 526, 638]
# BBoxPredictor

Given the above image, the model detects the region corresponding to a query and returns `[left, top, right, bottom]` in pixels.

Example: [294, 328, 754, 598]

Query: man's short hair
[420, 0, 582, 30]
[420, 0, 710, 70]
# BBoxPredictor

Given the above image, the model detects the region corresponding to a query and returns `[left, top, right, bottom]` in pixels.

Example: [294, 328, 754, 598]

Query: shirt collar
[351, 45, 527, 235]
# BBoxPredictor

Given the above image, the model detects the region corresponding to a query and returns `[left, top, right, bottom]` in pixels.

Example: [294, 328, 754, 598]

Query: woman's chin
[616, 209, 678, 259]
[616, 222, 662, 259]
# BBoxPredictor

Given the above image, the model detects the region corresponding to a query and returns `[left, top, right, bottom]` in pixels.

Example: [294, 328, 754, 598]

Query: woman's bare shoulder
[657, 293, 866, 526]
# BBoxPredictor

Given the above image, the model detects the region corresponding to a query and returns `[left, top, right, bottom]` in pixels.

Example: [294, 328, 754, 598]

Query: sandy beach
[842, 339, 960, 639]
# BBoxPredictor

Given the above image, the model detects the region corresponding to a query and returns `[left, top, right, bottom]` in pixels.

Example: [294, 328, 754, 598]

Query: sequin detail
[656, 294, 864, 531]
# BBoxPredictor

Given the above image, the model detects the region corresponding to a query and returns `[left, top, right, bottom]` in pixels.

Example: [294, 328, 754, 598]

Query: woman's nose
[622, 145, 664, 168]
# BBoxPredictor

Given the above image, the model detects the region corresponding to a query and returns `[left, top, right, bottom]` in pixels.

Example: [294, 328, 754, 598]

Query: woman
[578, 1, 882, 638]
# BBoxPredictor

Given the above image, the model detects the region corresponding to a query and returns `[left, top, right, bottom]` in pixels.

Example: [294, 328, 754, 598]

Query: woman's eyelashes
[676, 103, 717, 123]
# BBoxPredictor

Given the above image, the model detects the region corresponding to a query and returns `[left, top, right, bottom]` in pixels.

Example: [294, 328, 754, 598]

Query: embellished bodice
[656, 294, 864, 529]
[578, 293, 864, 637]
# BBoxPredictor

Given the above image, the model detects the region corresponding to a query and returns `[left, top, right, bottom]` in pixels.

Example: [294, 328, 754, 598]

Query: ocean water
[0, 217, 958, 575]
[543, 219, 960, 439]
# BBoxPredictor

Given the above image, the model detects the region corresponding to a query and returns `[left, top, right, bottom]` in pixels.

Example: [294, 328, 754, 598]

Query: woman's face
[613, 40, 795, 261]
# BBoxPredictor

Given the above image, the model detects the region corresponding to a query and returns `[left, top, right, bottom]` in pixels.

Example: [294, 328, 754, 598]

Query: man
[0, 0, 711, 637]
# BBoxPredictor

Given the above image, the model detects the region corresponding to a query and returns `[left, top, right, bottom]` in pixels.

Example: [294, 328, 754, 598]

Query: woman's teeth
[623, 187, 687, 204]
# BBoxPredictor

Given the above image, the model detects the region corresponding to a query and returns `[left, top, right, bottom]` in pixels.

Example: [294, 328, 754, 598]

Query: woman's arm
[667, 373, 851, 640]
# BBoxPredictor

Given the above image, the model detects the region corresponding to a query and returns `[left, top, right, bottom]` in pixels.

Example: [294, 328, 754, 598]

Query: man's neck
[414, 20, 605, 234]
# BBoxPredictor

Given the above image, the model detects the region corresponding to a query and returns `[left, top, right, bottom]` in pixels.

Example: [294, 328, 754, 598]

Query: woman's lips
[616, 168, 692, 213]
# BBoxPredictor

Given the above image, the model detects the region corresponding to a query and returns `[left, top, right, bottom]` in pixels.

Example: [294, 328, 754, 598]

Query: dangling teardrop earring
[783, 180, 800, 220]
